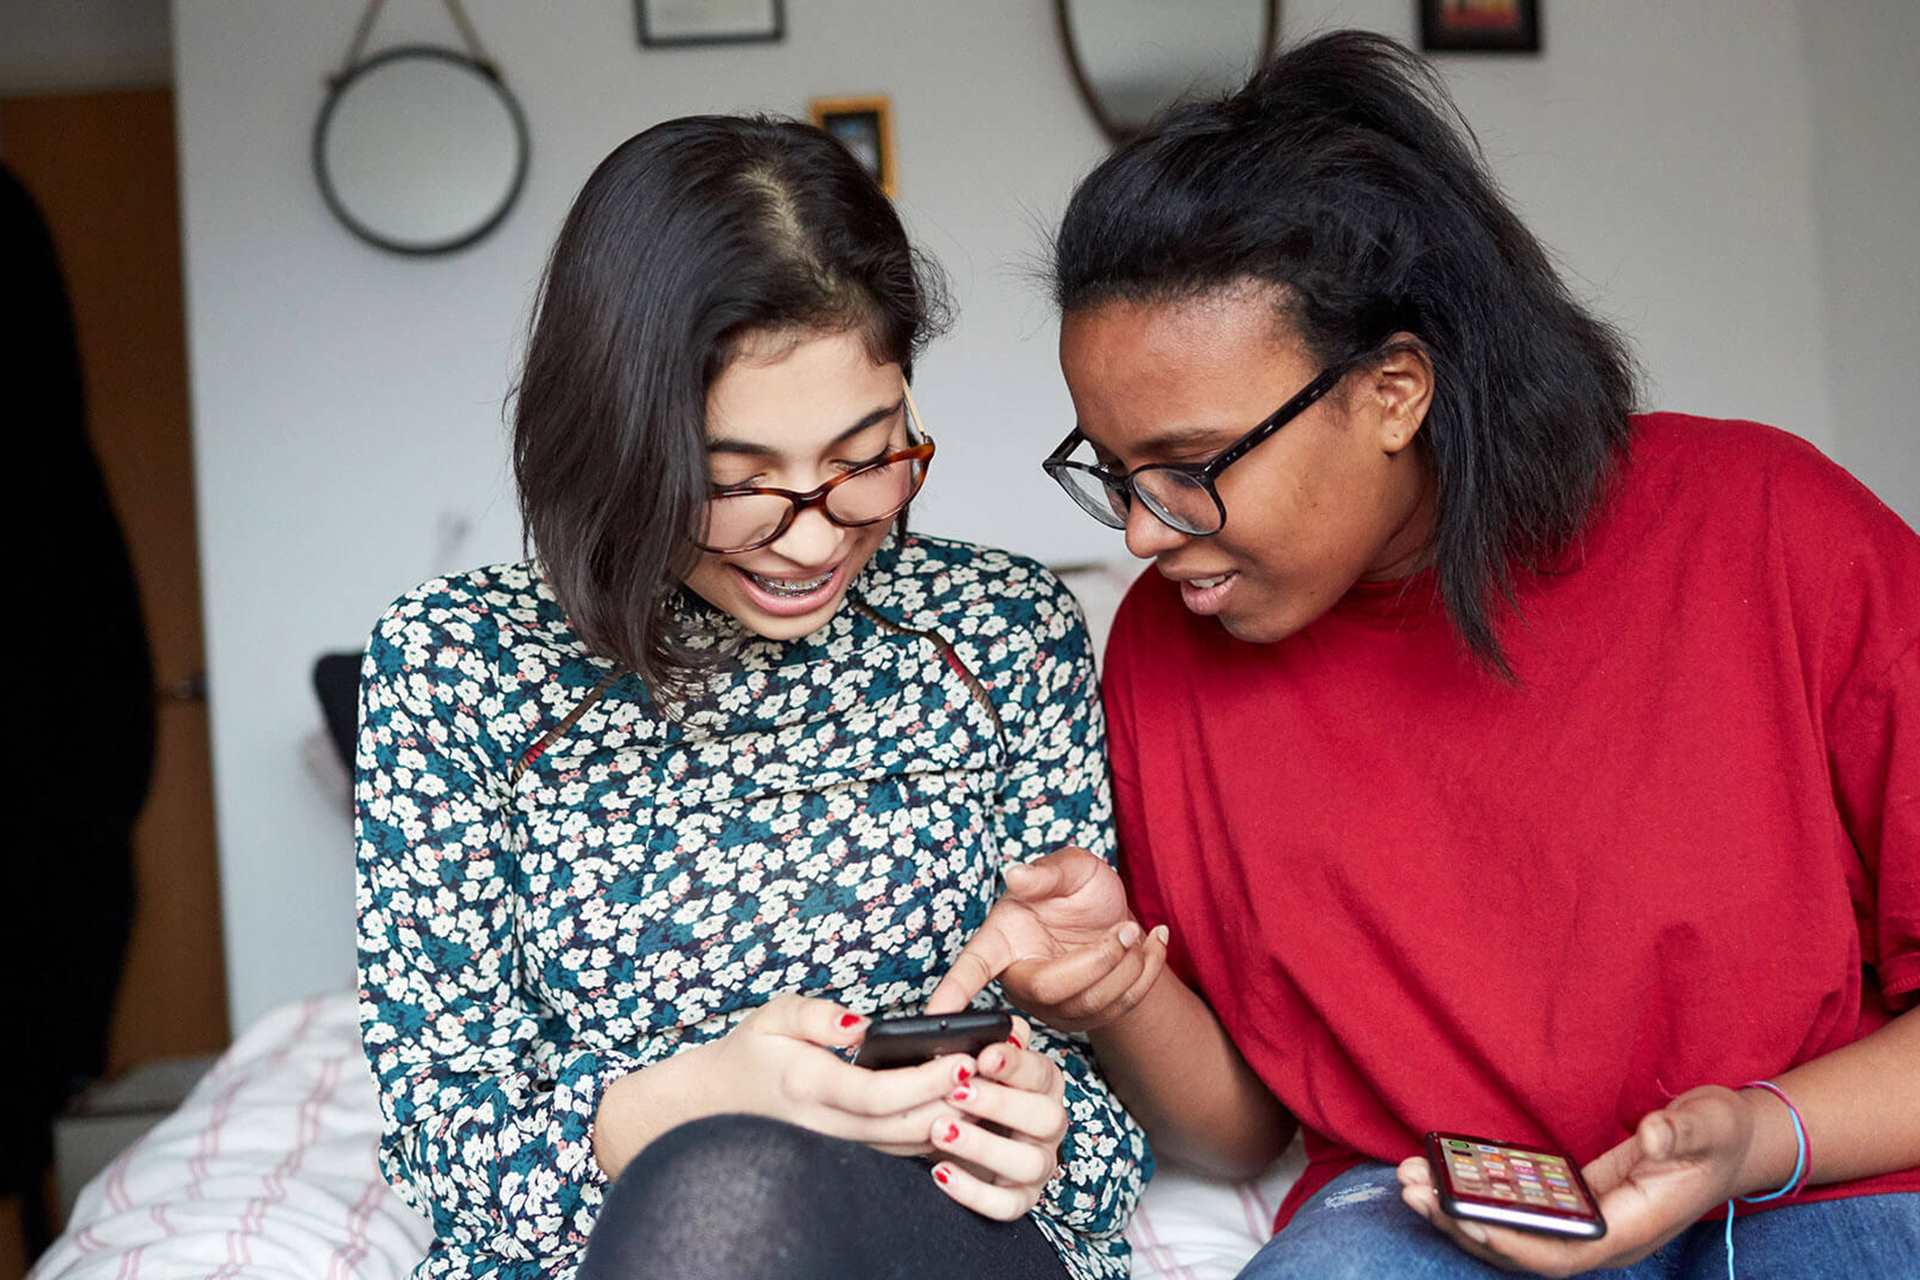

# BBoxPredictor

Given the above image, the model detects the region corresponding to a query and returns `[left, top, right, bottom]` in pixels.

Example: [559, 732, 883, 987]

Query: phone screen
[1433, 1135, 1596, 1219]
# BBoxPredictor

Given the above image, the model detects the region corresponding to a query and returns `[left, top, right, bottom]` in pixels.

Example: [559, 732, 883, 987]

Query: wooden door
[0, 89, 229, 1074]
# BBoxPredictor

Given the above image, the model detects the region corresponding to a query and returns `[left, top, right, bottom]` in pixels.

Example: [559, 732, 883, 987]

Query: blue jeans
[1237, 1162, 1920, 1279]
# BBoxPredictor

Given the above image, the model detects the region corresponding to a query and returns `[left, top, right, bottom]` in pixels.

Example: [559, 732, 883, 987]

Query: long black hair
[513, 115, 948, 693]
[1053, 31, 1638, 673]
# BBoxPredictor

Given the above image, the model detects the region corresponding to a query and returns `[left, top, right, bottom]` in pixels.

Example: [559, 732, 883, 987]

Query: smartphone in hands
[1425, 1132, 1607, 1240]
[852, 1010, 1014, 1069]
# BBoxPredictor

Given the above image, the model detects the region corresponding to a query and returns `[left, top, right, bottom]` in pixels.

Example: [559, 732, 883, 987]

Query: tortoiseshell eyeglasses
[696, 385, 935, 554]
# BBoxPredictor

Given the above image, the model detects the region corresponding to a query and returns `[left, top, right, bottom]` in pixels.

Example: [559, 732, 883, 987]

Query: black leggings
[577, 1114, 1069, 1280]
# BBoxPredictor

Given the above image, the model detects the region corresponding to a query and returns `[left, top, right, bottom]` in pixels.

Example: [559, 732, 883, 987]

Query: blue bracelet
[1722, 1081, 1808, 1280]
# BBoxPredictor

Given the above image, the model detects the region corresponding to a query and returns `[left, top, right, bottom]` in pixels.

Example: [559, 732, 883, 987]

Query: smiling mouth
[729, 562, 847, 614]
[1173, 569, 1239, 617]
[745, 570, 832, 597]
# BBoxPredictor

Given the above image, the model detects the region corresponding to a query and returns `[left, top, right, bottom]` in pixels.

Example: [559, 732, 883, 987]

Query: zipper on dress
[849, 596, 1005, 743]
[510, 669, 622, 786]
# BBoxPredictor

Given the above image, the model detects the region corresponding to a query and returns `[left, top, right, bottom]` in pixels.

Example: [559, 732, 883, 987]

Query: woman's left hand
[1397, 1085, 1785, 1276]
[927, 1016, 1067, 1220]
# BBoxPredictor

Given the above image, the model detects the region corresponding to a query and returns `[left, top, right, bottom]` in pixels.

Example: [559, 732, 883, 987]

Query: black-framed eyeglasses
[696, 385, 935, 554]
[1043, 355, 1363, 537]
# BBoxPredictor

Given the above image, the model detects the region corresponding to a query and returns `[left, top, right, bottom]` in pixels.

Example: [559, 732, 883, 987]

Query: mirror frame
[1055, 0, 1281, 144]
[312, 44, 531, 257]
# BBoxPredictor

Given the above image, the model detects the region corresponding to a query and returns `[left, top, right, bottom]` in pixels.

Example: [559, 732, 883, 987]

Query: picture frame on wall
[810, 95, 895, 198]
[637, 0, 785, 49]
[1418, 0, 1542, 54]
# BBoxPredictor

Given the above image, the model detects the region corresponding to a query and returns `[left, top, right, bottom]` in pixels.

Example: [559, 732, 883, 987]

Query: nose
[1123, 500, 1188, 562]
[767, 502, 847, 569]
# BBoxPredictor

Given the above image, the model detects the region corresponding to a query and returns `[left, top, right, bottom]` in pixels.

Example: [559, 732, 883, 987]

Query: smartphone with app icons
[1425, 1132, 1607, 1240]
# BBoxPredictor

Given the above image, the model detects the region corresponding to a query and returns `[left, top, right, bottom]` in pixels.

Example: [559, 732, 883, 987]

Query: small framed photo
[1419, 0, 1542, 54]
[810, 95, 896, 198]
[637, 0, 784, 49]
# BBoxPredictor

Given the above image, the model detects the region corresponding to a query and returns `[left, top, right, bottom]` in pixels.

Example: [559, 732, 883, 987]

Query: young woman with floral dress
[354, 115, 1147, 1280]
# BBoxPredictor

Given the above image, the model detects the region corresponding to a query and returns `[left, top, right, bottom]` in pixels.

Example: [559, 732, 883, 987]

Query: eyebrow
[1082, 422, 1238, 461]
[708, 398, 904, 458]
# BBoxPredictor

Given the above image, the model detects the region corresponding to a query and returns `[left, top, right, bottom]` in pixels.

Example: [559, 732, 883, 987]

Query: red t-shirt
[1104, 414, 1920, 1230]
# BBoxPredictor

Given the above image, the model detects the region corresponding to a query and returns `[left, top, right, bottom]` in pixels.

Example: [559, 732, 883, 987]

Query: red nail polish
[933, 1166, 951, 1185]
[943, 1122, 960, 1143]
[955, 1064, 972, 1084]
[839, 1013, 863, 1028]
[951, 1086, 971, 1103]
[1007, 1034, 1024, 1049]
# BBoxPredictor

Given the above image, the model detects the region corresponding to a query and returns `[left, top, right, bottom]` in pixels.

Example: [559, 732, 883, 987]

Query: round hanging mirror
[1058, 0, 1279, 144]
[313, 5, 528, 256]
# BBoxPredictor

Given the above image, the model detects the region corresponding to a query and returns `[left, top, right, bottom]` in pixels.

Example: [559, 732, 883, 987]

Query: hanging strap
[330, 0, 497, 86]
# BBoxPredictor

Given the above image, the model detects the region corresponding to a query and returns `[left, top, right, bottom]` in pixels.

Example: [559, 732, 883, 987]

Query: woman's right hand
[702, 994, 973, 1156]
[926, 848, 1169, 1032]
[594, 994, 974, 1176]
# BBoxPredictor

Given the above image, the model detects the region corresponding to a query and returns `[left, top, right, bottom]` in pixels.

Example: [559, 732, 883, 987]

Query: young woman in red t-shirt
[931, 31, 1918, 1280]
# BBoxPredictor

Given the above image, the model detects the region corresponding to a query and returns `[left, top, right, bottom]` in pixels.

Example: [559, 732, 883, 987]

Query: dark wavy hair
[1052, 31, 1638, 674]
[513, 115, 949, 693]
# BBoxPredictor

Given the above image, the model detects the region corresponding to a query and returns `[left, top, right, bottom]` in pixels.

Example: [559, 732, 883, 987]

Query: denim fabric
[1237, 1161, 1919, 1280]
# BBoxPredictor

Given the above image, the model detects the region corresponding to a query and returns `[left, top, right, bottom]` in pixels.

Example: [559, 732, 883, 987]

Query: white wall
[174, 0, 1116, 1028]
[0, 0, 171, 95]
[1799, 0, 1920, 527]
[1291, 0, 1839, 445]
[172, 0, 1918, 1030]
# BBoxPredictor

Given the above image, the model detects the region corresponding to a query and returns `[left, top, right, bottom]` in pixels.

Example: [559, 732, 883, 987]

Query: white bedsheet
[34, 994, 1298, 1280]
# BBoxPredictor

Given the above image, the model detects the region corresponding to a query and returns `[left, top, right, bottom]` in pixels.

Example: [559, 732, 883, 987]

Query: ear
[1365, 335, 1434, 457]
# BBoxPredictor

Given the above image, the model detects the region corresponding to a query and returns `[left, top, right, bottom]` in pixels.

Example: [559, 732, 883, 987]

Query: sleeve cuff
[551, 1048, 647, 1245]
[1878, 950, 1920, 1011]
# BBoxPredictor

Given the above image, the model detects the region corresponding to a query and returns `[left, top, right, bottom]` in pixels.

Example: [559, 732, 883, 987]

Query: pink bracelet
[1739, 1079, 1812, 1198]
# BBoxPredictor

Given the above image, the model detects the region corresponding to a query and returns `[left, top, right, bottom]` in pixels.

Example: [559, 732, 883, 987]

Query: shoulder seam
[1829, 628, 1920, 731]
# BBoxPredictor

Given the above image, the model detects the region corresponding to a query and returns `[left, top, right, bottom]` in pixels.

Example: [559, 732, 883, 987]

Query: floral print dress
[354, 532, 1151, 1280]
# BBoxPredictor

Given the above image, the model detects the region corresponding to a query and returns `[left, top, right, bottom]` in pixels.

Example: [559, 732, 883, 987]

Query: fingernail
[951, 1086, 972, 1103]
[838, 1013, 865, 1029]
[1117, 922, 1142, 948]
[1151, 925, 1169, 943]
[941, 1122, 961, 1144]
[1008, 1034, 1024, 1049]
[933, 1165, 951, 1185]
[1462, 1223, 1489, 1244]
[953, 1063, 972, 1085]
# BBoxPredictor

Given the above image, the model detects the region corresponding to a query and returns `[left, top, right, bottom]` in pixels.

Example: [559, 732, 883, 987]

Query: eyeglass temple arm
[902, 381, 935, 445]
[1202, 363, 1351, 477]
[1045, 426, 1085, 464]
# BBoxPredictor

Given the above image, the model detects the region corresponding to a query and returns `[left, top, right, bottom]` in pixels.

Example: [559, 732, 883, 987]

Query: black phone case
[852, 1011, 1014, 1069]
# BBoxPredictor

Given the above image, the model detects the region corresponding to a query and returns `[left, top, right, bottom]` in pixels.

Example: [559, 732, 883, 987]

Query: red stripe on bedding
[221, 1051, 347, 1265]
[329, 1175, 390, 1280]
[197, 996, 320, 1097]
[206, 1228, 241, 1280]
[1128, 1202, 1197, 1280]
[283, 996, 322, 1054]
[187, 1076, 247, 1200]
[105, 1148, 136, 1213]
[1249, 1176, 1276, 1228]
[1236, 1181, 1268, 1241]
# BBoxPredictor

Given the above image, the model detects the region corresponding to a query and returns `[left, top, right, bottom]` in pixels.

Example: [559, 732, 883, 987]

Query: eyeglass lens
[701, 454, 923, 553]
[1053, 464, 1221, 536]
